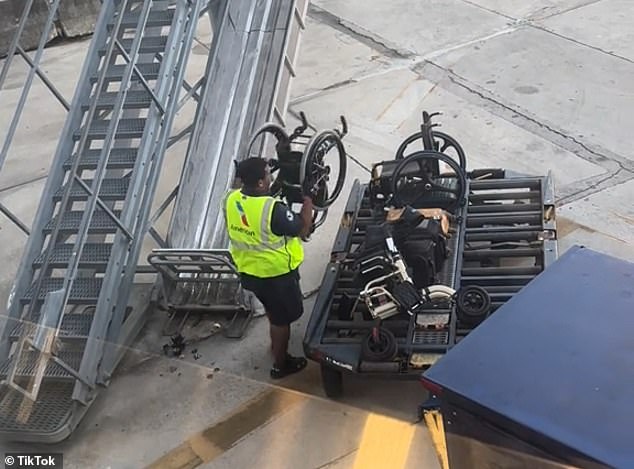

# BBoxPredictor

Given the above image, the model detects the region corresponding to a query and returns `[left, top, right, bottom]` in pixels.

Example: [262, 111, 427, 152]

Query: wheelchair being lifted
[246, 111, 348, 232]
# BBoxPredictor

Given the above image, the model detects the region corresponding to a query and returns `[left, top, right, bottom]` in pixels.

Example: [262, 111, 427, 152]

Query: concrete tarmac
[1, 1, 634, 467]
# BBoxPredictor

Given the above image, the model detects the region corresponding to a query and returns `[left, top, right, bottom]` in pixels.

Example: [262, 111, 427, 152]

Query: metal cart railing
[148, 249, 255, 339]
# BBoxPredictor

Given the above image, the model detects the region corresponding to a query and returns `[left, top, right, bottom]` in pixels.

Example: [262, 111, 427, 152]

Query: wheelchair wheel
[396, 130, 467, 170]
[309, 181, 329, 232]
[246, 122, 291, 157]
[391, 150, 467, 211]
[361, 327, 398, 362]
[301, 130, 347, 211]
[456, 286, 492, 326]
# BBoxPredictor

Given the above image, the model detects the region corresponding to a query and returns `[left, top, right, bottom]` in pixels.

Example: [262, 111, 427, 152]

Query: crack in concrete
[455, 0, 517, 21]
[531, 0, 607, 21]
[417, 61, 634, 172]
[557, 167, 627, 205]
[289, 60, 415, 105]
[527, 22, 634, 66]
[0, 173, 48, 195]
[307, 4, 415, 60]
[312, 448, 358, 469]
[302, 0, 632, 204]
[413, 61, 634, 203]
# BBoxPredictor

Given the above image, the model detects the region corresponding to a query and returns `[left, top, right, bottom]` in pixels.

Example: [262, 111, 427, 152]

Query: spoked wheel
[396, 130, 467, 170]
[456, 286, 492, 326]
[247, 122, 304, 202]
[301, 130, 347, 211]
[246, 122, 291, 156]
[391, 150, 467, 210]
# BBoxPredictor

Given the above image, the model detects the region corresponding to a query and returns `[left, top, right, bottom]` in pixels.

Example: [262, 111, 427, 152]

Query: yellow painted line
[352, 413, 417, 469]
[423, 410, 449, 469]
[146, 388, 307, 469]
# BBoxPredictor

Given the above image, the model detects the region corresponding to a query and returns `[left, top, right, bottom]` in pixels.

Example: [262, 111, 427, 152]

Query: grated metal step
[73, 118, 146, 140]
[10, 311, 94, 341]
[64, 148, 138, 170]
[412, 330, 448, 345]
[93, 62, 161, 84]
[22, 278, 103, 304]
[98, 36, 168, 56]
[85, 91, 153, 111]
[0, 382, 74, 434]
[33, 244, 113, 270]
[53, 177, 130, 201]
[0, 349, 83, 380]
[44, 210, 122, 234]
[109, 9, 175, 29]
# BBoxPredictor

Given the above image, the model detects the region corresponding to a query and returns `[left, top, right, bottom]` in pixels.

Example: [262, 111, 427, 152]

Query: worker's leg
[268, 270, 307, 378]
[243, 271, 306, 378]
[270, 322, 290, 369]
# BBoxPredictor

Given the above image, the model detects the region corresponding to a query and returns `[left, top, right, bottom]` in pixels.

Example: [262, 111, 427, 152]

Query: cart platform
[303, 169, 557, 397]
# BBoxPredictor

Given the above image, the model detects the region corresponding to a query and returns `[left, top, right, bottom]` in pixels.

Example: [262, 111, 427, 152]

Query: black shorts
[240, 269, 304, 326]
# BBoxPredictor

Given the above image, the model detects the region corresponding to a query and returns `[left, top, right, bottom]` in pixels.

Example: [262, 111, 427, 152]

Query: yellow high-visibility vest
[225, 190, 304, 278]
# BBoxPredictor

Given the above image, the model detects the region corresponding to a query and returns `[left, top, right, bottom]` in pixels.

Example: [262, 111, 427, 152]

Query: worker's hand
[299, 196, 314, 240]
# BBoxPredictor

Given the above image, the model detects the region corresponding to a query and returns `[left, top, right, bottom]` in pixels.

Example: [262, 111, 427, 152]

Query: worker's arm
[270, 197, 313, 239]
[298, 196, 314, 240]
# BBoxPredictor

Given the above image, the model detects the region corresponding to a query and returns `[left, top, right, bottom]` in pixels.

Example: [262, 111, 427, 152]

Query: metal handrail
[0, 0, 64, 175]
[29, 0, 153, 337]
[97, 0, 207, 381]
[25, 0, 131, 329]
[0, 0, 36, 89]
[0, 0, 117, 363]
[7, 0, 162, 401]
[52, 0, 157, 332]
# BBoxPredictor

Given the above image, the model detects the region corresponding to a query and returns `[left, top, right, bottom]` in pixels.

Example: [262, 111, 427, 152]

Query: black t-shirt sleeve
[270, 201, 304, 237]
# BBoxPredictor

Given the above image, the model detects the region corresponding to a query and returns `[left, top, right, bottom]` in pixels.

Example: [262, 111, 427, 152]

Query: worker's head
[236, 157, 271, 193]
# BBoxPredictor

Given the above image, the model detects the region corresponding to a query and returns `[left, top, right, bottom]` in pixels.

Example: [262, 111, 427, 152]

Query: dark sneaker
[270, 355, 307, 379]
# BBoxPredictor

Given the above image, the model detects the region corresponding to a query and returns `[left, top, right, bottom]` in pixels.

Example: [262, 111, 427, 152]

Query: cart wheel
[320, 363, 343, 398]
[396, 130, 467, 170]
[301, 130, 347, 211]
[391, 150, 467, 210]
[456, 285, 492, 326]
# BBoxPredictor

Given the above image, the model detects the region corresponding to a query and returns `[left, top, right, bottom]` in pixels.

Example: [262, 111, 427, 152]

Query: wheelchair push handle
[337, 115, 348, 138]
[422, 111, 442, 130]
[289, 111, 310, 141]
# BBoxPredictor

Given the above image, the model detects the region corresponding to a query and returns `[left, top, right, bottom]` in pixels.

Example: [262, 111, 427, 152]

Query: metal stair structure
[0, 0, 205, 442]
